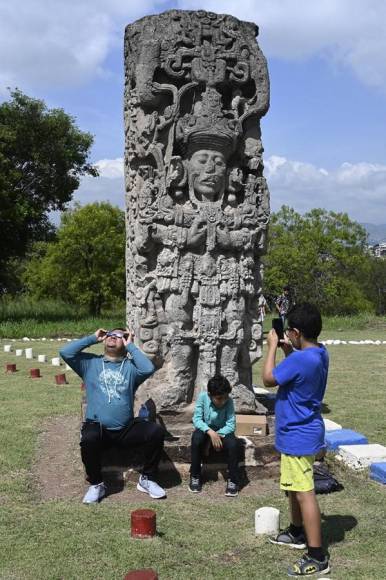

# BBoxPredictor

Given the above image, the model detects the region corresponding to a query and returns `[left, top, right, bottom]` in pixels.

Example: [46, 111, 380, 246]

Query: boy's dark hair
[287, 302, 322, 339]
[207, 375, 232, 396]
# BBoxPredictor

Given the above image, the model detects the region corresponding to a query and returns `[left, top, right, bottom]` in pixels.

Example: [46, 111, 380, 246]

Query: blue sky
[2, 0, 386, 224]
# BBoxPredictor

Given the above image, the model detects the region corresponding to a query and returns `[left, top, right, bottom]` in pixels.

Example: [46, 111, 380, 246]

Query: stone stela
[124, 10, 270, 414]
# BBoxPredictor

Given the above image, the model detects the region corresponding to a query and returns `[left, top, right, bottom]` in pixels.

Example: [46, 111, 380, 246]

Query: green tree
[23, 203, 125, 315]
[0, 89, 97, 290]
[263, 206, 373, 314]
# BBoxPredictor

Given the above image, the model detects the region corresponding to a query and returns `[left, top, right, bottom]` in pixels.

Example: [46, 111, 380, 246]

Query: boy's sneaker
[189, 476, 202, 493]
[225, 480, 239, 497]
[82, 482, 106, 504]
[137, 475, 166, 499]
[269, 526, 307, 549]
[287, 554, 330, 576]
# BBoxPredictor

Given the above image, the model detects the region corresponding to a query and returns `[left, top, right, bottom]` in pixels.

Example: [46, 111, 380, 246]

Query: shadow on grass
[322, 512, 358, 546]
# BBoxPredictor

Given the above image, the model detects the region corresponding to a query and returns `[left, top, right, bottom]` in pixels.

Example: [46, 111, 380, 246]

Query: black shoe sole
[269, 538, 306, 549]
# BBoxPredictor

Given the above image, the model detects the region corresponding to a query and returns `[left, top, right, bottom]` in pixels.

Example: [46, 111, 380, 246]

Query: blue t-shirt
[272, 345, 329, 456]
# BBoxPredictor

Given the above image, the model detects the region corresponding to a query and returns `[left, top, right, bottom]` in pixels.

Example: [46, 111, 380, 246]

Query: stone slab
[370, 462, 386, 484]
[252, 385, 270, 395]
[323, 418, 343, 431]
[338, 444, 386, 469]
[325, 429, 368, 451]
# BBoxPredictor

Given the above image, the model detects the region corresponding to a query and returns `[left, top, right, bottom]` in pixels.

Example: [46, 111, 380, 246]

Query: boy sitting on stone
[189, 375, 239, 497]
[263, 302, 330, 577]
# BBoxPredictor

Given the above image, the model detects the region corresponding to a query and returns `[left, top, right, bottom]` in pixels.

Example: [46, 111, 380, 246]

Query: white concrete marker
[51, 357, 61, 366]
[38, 354, 47, 363]
[253, 385, 270, 395]
[15, 349, 23, 356]
[338, 444, 386, 470]
[3, 344, 12, 352]
[255, 507, 280, 535]
[323, 418, 343, 431]
[25, 348, 33, 359]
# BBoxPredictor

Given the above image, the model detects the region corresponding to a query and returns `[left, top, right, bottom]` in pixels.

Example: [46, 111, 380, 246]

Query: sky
[1, 0, 386, 225]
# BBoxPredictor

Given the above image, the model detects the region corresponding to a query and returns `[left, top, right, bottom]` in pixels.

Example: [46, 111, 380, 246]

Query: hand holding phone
[272, 318, 284, 341]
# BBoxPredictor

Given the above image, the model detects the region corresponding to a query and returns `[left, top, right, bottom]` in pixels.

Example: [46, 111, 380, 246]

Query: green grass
[1, 337, 386, 579]
[0, 297, 125, 338]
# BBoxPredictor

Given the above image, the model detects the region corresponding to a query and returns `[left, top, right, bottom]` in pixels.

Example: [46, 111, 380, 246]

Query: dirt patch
[34, 415, 85, 501]
[34, 416, 279, 503]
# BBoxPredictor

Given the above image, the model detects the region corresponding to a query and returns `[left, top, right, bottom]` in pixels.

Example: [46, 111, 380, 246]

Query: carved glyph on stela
[124, 10, 270, 412]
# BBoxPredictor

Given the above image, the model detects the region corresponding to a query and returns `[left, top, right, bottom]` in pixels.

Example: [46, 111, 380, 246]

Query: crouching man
[60, 328, 166, 504]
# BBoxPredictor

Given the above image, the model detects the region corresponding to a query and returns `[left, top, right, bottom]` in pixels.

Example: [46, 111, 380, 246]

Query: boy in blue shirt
[189, 375, 239, 497]
[262, 303, 330, 577]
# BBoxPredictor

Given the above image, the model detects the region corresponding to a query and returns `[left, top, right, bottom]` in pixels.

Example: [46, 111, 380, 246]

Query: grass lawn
[0, 332, 386, 579]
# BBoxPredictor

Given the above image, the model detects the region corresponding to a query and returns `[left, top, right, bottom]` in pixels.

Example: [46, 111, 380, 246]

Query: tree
[263, 206, 373, 314]
[0, 89, 98, 290]
[23, 203, 125, 315]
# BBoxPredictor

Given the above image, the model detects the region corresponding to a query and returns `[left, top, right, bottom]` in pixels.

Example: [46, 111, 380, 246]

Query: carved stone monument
[124, 10, 270, 413]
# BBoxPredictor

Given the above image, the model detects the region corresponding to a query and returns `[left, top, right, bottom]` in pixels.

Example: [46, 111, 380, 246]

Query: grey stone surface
[124, 10, 270, 413]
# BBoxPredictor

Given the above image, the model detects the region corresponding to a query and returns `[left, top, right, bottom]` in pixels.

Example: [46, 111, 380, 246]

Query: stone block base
[338, 444, 386, 469]
[100, 418, 279, 490]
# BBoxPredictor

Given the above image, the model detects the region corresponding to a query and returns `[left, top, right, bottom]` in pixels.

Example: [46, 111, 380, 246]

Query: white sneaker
[137, 475, 166, 499]
[82, 482, 106, 504]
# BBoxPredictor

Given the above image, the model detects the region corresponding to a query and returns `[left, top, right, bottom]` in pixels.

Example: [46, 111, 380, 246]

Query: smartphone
[272, 318, 284, 341]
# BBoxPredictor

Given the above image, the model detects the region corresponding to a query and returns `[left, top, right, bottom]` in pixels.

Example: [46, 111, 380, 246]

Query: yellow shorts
[280, 454, 315, 492]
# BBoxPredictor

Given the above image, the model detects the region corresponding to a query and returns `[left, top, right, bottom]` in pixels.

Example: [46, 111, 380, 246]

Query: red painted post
[124, 570, 158, 580]
[5, 363, 17, 373]
[131, 509, 156, 539]
[30, 368, 41, 379]
[55, 373, 68, 385]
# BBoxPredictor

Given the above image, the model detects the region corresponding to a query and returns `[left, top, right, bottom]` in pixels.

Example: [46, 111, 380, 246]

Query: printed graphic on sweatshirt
[99, 368, 126, 401]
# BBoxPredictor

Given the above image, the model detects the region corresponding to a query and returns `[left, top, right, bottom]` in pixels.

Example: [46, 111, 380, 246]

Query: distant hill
[361, 223, 386, 245]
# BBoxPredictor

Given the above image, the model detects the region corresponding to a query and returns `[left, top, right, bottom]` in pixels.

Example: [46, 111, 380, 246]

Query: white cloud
[95, 157, 124, 178]
[2, 1, 386, 92]
[265, 155, 386, 223]
[0, 0, 166, 89]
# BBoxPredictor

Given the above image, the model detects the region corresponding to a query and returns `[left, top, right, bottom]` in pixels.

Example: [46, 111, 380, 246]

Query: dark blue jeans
[190, 429, 240, 484]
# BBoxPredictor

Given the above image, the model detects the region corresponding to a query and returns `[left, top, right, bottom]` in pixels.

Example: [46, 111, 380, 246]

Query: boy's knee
[223, 435, 238, 450]
[80, 422, 102, 446]
[191, 429, 206, 446]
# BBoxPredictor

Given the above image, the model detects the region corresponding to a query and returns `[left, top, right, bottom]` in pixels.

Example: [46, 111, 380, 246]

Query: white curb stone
[338, 444, 386, 470]
[51, 357, 61, 366]
[323, 418, 343, 431]
[38, 354, 47, 363]
[15, 349, 23, 356]
[3, 344, 12, 352]
[253, 386, 270, 395]
[25, 348, 33, 359]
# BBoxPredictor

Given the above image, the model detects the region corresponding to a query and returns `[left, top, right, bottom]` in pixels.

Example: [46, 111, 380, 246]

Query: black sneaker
[225, 480, 239, 497]
[287, 554, 330, 576]
[189, 476, 202, 493]
[269, 526, 307, 549]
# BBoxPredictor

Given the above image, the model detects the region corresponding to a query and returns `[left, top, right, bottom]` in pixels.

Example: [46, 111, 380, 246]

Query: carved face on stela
[188, 149, 226, 202]
[174, 87, 242, 206]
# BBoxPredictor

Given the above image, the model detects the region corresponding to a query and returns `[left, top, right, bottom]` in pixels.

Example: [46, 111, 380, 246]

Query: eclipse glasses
[106, 331, 128, 339]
